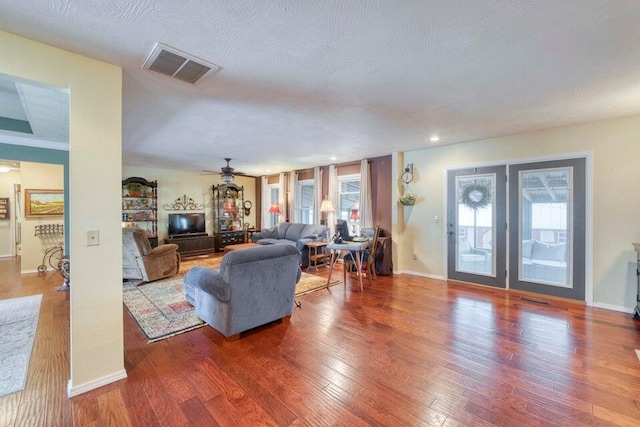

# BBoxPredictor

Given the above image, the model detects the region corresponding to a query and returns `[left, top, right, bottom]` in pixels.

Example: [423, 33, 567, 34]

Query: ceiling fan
[201, 158, 249, 182]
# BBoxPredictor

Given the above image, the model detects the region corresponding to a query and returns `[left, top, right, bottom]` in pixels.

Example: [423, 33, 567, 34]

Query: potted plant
[399, 194, 416, 206]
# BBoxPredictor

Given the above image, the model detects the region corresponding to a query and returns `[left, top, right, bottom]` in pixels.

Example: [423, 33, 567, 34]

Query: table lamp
[268, 203, 281, 221]
[350, 208, 359, 235]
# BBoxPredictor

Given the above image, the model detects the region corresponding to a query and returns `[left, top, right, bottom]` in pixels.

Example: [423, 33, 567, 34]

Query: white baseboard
[591, 302, 634, 314]
[20, 269, 40, 274]
[396, 270, 445, 281]
[67, 369, 128, 398]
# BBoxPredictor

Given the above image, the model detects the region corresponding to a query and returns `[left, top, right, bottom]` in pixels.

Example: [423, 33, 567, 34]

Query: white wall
[0, 30, 124, 394]
[20, 162, 64, 272]
[396, 114, 640, 311]
[122, 166, 257, 242]
[0, 169, 19, 257]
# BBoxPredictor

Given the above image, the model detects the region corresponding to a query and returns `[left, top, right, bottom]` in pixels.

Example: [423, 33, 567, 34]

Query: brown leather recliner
[122, 228, 180, 283]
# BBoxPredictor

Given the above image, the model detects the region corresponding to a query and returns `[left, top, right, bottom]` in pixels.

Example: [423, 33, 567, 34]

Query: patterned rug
[123, 277, 204, 343]
[124, 256, 339, 342]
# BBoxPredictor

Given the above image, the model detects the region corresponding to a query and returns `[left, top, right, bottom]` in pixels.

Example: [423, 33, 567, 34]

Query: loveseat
[250, 223, 326, 267]
[183, 244, 301, 340]
[122, 228, 180, 283]
[521, 240, 567, 283]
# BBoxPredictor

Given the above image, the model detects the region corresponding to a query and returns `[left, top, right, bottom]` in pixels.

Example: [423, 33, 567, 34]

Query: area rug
[0, 294, 42, 398]
[123, 277, 204, 343]
[296, 272, 340, 296]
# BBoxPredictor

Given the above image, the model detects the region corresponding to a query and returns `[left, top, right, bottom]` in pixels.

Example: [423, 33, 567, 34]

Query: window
[297, 179, 314, 224]
[268, 184, 279, 228]
[338, 174, 360, 234]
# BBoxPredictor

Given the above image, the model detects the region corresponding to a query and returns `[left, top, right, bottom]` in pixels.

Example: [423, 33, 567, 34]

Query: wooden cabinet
[212, 184, 245, 251]
[165, 236, 216, 257]
[122, 177, 158, 247]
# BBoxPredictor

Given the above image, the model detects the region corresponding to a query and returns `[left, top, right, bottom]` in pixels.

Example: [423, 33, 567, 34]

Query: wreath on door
[461, 183, 491, 210]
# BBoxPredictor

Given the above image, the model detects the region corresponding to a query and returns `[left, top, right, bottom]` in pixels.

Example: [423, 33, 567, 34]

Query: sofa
[183, 244, 302, 340]
[521, 240, 567, 283]
[250, 222, 326, 267]
[122, 228, 180, 283]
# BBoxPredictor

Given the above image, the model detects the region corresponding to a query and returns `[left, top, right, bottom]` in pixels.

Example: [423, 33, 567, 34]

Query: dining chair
[343, 225, 381, 287]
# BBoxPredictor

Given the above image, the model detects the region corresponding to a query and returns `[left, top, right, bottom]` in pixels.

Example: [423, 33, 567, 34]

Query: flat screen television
[168, 213, 206, 237]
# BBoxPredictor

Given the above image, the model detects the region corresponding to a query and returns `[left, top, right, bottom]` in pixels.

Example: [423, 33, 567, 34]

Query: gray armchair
[122, 228, 180, 283]
[183, 244, 301, 340]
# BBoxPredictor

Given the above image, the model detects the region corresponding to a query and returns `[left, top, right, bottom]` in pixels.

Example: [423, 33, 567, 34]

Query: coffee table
[223, 242, 262, 252]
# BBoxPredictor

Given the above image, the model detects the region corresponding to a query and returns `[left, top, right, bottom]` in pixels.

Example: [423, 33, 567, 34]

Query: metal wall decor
[162, 194, 204, 210]
[401, 163, 414, 184]
[399, 163, 416, 206]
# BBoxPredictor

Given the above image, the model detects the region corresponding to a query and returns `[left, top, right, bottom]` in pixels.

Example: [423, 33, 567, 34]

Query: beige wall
[0, 169, 20, 257]
[20, 162, 64, 272]
[1, 30, 124, 394]
[122, 166, 257, 241]
[396, 114, 640, 310]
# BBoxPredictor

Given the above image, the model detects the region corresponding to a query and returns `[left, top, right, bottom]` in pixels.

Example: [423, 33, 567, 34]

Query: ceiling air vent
[142, 43, 220, 84]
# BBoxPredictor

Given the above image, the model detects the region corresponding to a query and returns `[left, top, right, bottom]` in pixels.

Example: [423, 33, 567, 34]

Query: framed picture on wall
[25, 189, 64, 218]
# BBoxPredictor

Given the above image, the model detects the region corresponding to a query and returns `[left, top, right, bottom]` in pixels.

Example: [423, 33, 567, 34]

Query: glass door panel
[518, 168, 572, 287]
[456, 174, 495, 276]
[447, 166, 506, 288]
[509, 158, 586, 301]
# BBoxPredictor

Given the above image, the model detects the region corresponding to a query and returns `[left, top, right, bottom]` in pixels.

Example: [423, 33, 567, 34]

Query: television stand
[165, 235, 215, 257]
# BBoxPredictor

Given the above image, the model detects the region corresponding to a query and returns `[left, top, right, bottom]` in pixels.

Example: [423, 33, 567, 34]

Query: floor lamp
[319, 198, 335, 240]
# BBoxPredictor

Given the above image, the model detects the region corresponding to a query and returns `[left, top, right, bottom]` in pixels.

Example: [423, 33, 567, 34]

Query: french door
[508, 159, 586, 300]
[447, 158, 586, 301]
[447, 166, 507, 288]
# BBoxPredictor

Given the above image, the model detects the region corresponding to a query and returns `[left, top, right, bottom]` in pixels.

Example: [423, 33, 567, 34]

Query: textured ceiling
[1, 1, 640, 176]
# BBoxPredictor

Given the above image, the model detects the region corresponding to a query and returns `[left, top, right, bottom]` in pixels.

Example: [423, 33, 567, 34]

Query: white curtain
[359, 159, 373, 229]
[289, 170, 298, 223]
[313, 166, 322, 224]
[278, 172, 286, 223]
[327, 164, 338, 236]
[260, 176, 270, 229]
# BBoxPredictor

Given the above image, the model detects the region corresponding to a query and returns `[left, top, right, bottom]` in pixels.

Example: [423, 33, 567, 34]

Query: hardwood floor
[2, 256, 640, 426]
[0, 256, 71, 427]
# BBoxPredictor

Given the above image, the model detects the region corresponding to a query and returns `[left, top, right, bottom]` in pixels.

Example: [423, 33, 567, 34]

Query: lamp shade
[268, 204, 281, 214]
[319, 199, 335, 213]
[350, 209, 359, 220]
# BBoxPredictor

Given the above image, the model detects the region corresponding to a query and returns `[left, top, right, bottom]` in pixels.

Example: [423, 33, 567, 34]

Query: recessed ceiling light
[266, 168, 272, 173]
[430, 135, 440, 142]
[330, 156, 337, 162]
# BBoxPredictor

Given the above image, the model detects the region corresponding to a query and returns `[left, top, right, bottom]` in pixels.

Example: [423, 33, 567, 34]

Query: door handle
[447, 223, 456, 237]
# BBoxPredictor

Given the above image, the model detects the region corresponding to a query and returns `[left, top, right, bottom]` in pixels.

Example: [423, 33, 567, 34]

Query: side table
[306, 241, 329, 271]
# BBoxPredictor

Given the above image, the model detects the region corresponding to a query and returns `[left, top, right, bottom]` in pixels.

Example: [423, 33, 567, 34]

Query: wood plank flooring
[1, 255, 640, 426]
